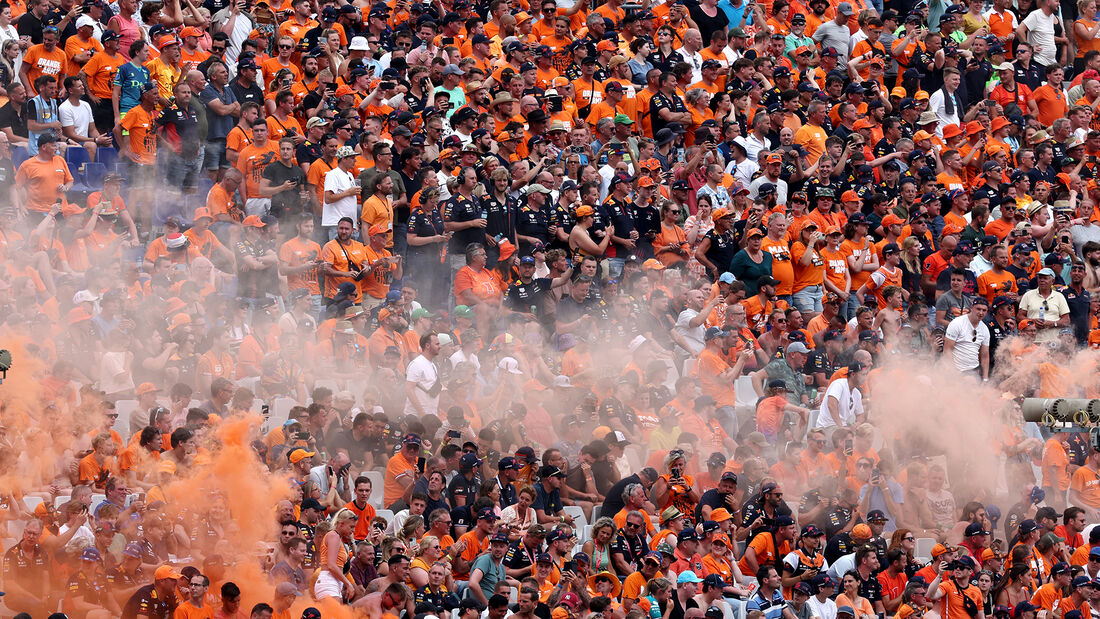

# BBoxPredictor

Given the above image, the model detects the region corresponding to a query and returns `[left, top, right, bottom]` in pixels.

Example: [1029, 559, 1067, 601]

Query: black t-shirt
[823, 505, 854, 538]
[481, 192, 517, 243]
[516, 203, 551, 256]
[157, 103, 201, 156]
[230, 79, 264, 107]
[670, 594, 700, 619]
[260, 160, 306, 217]
[610, 530, 647, 576]
[296, 140, 324, 168]
[444, 193, 482, 255]
[740, 498, 793, 544]
[602, 473, 641, 517]
[503, 541, 540, 573]
[649, 90, 688, 137]
[505, 277, 552, 316]
[0, 101, 27, 138]
[447, 472, 480, 509]
[121, 583, 173, 619]
[406, 208, 445, 259]
[696, 488, 733, 523]
[16, 11, 43, 44]
[686, 2, 729, 46]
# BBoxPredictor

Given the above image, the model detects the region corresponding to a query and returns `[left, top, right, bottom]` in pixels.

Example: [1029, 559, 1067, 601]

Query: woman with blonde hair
[315, 508, 359, 600]
[409, 535, 453, 589]
[582, 517, 617, 574]
[899, 236, 923, 298]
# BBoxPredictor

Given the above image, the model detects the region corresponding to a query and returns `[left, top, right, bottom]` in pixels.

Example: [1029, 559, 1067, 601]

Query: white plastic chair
[362, 470, 384, 509]
[314, 378, 341, 394]
[735, 376, 757, 407]
[237, 376, 260, 394]
[591, 505, 603, 523]
[90, 494, 106, 515]
[563, 505, 587, 531]
[914, 537, 936, 563]
[262, 397, 297, 433]
[376, 509, 395, 524]
[113, 399, 139, 440]
[23, 496, 43, 512]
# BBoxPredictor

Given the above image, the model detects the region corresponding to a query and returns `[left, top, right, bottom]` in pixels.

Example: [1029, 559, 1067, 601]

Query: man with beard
[697, 472, 739, 523]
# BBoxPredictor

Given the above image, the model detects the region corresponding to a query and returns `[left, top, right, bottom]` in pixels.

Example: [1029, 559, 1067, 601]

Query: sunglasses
[278, 44, 294, 49]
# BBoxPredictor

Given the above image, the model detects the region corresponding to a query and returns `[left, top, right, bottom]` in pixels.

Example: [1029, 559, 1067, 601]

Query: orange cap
[154, 565, 183, 581]
[853, 118, 875, 130]
[941, 223, 964, 236]
[942, 124, 964, 139]
[335, 85, 354, 98]
[966, 120, 984, 136]
[642, 258, 665, 270]
[242, 215, 266, 228]
[852, 524, 872, 540]
[890, 86, 907, 98]
[575, 205, 595, 218]
[368, 223, 390, 236]
[825, 225, 842, 235]
[712, 207, 733, 220]
[915, 90, 930, 100]
[913, 130, 934, 142]
[640, 158, 662, 170]
[552, 76, 570, 88]
[841, 190, 861, 202]
[638, 176, 657, 188]
[597, 40, 617, 52]
[193, 207, 212, 220]
[67, 307, 93, 325]
[991, 116, 1011, 132]
[881, 214, 904, 227]
[136, 382, 159, 395]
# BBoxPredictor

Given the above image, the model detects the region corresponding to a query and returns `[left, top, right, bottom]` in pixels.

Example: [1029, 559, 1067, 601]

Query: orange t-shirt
[384, 451, 417, 507]
[1043, 437, 1071, 492]
[235, 141, 280, 199]
[791, 241, 826, 293]
[266, 113, 304, 142]
[63, 35, 103, 80]
[279, 236, 323, 296]
[345, 500, 378, 541]
[693, 347, 736, 408]
[206, 182, 241, 222]
[22, 44, 67, 93]
[976, 269, 1018, 302]
[120, 105, 157, 165]
[761, 237, 794, 295]
[320, 238, 369, 301]
[454, 265, 502, 302]
[80, 50, 126, 100]
[361, 245, 396, 300]
[15, 155, 73, 212]
[737, 532, 791, 574]
[1071, 465, 1100, 510]
[78, 453, 115, 489]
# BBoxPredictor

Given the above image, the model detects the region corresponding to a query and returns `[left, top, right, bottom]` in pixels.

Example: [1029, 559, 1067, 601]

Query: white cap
[76, 15, 96, 29]
[437, 333, 454, 346]
[497, 357, 523, 375]
[349, 36, 369, 51]
[72, 290, 98, 304]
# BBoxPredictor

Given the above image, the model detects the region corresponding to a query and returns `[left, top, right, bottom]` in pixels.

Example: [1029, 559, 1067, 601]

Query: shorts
[361, 294, 385, 313]
[126, 159, 156, 188]
[204, 139, 228, 171]
[244, 197, 271, 217]
[792, 285, 823, 314]
[314, 570, 344, 599]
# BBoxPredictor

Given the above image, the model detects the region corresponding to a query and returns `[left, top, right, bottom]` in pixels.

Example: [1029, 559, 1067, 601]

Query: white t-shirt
[944, 314, 990, 371]
[1022, 9, 1058, 66]
[807, 595, 836, 619]
[60, 99, 94, 138]
[815, 377, 863, 429]
[675, 308, 705, 355]
[1018, 288, 1070, 342]
[321, 167, 357, 226]
[405, 354, 440, 416]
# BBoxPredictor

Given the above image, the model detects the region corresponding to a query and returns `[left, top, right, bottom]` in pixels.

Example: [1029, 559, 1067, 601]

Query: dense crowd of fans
[6, 0, 1100, 615]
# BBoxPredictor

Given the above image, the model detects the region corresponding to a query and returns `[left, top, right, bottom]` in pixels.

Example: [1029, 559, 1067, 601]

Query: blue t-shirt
[470, 552, 505, 600]
[748, 589, 789, 619]
[199, 83, 238, 141]
[113, 62, 150, 116]
[533, 483, 562, 516]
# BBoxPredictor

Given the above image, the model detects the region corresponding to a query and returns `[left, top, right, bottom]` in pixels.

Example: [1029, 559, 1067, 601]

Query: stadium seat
[237, 376, 260, 394]
[376, 509, 394, 523]
[591, 505, 602, 523]
[82, 162, 106, 191]
[563, 505, 586, 531]
[363, 470, 384, 509]
[113, 399, 138, 441]
[66, 146, 91, 172]
[11, 145, 28, 169]
[914, 537, 936, 563]
[97, 146, 118, 172]
[23, 496, 43, 512]
[262, 397, 296, 433]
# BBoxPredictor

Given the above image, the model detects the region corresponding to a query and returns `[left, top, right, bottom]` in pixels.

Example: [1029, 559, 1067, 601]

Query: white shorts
[314, 570, 344, 600]
[245, 197, 271, 217]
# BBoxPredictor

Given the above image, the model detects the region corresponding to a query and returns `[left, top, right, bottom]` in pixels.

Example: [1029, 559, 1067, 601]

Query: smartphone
[447, 430, 461, 438]
[416, 456, 426, 475]
[442, 36, 455, 45]
[380, 81, 394, 90]
[297, 430, 311, 440]
[844, 438, 853, 453]
[563, 560, 577, 573]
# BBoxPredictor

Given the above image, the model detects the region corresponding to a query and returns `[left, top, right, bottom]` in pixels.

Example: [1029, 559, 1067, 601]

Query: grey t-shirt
[470, 552, 505, 600]
[812, 20, 852, 63]
[935, 289, 973, 320]
[1071, 223, 1100, 257]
